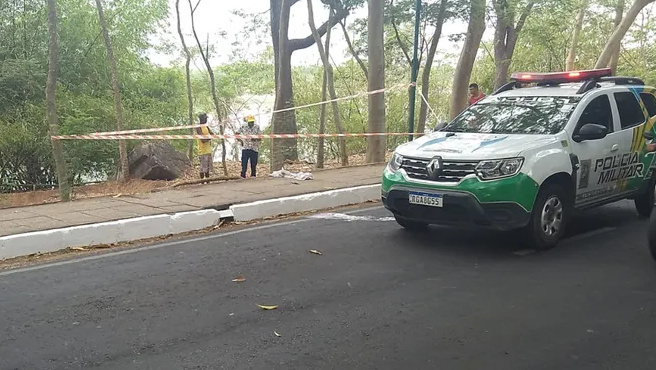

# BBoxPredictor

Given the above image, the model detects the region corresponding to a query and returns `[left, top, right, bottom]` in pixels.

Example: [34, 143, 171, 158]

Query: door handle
[611, 144, 619, 152]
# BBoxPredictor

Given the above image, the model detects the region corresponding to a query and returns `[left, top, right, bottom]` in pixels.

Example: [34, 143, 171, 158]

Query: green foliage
[3, 0, 656, 192]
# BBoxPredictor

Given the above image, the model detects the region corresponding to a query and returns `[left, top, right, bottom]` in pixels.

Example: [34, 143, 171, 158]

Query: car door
[612, 90, 649, 194]
[570, 93, 623, 206]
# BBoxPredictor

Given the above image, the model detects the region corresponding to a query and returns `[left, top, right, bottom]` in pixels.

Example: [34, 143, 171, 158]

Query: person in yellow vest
[196, 113, 213, 181]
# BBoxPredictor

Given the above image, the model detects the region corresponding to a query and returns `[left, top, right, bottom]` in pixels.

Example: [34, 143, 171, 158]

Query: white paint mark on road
[0, 206, 384, 276]
[308, 212, 394, 222]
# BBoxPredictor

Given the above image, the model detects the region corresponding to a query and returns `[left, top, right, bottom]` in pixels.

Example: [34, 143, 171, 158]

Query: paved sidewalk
[0, 164, 385, 237]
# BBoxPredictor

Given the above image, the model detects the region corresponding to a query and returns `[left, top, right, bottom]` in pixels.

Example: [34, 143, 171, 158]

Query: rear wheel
[634, 175, 656, 218]
[394, 215, 428, 231]
[522, 183, 569, 250]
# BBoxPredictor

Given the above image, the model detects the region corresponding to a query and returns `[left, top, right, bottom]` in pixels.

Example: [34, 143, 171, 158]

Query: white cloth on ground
[269, 169, 314, 180]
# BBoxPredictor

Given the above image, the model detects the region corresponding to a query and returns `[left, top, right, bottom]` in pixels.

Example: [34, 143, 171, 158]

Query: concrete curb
[0, 209, 229, 260]
[0, 184, 381, 260]
[230, 184, 381, 222]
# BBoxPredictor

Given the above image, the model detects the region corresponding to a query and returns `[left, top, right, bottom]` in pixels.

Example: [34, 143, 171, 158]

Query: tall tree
[492, 0, 535, 89]
[449, 0, 486, 119]
[418, 0, 449, 133]
[46, 0, 70, 201]
[95, 0, 129, 182]
[308, 0, 348, 166]
[565, 0, 588, 71]
[269, 0, 348, 170]
[175, 0, 195, 161]
[366, 0, 386, 163]
[188, 0, 228, 176]
[609, 0, 625, 74]
[595, 0, 655, 68]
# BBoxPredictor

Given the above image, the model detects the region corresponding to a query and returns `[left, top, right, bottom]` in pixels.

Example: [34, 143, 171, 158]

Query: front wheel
[394, 215, 428, 231]
[522, 183, 569, 250]
[648, 210, 656, 261]
[635, 175, 656, 218]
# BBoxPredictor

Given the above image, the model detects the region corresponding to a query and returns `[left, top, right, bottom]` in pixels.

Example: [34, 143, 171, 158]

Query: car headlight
[475, 158, 524, 180]
[388, 152, 403, 173]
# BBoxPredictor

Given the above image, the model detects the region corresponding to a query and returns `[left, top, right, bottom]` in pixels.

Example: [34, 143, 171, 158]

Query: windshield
[443, 96, 581, 135]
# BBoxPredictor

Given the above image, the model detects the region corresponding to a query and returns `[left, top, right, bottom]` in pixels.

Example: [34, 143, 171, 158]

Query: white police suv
[382, 68, 656, 249]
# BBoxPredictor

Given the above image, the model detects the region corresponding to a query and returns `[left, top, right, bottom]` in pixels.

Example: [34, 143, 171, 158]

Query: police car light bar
[510, 68, 612, 84]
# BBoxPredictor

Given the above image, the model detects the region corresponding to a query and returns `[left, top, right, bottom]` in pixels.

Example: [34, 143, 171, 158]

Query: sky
[148, 0, 484, 69]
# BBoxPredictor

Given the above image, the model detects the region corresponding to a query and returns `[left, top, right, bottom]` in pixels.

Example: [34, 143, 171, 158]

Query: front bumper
[382, 187, 530, 231]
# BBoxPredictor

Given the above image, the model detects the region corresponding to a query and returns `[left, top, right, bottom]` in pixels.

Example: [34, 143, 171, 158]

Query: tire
[634, 175, 656, 218]
[648, 211, 656, 261]
[394, 215, 428, 231]
[522, 183, 569, 250]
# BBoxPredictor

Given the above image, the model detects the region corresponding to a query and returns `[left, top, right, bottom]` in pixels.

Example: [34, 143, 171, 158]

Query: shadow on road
[386, 202, 643, 258]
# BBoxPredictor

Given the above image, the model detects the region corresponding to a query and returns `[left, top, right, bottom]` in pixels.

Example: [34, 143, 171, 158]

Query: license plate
[408, 192, 443, 208]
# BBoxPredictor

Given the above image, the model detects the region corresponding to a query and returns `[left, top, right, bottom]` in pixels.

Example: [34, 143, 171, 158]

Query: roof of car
[494, 82, 653, 98]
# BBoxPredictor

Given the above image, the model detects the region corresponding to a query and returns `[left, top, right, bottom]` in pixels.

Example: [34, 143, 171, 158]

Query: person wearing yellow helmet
[236, 114, 262, 178]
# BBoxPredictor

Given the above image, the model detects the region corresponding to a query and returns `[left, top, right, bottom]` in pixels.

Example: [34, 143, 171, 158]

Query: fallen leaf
[257, 304, 278, 310]
[309, 250, 322, 255]
[232, 276, 246, 282]
[274, 331, 281, 337]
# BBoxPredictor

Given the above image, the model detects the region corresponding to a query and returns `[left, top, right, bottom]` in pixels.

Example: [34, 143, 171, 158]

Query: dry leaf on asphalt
[257, 304, 278, 310]
[309, 250, 322, 255]
[274, 331, 281, 337]
[232, 276, 246, 282]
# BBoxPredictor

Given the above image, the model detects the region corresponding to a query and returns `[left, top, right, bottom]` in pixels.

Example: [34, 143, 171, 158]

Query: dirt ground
[0, 153, 391, 209]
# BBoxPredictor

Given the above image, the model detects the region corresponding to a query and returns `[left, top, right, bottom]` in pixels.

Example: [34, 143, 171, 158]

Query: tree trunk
[307, 1, 347, 166]
[566, 0, 588, 71]
[318, 66, 328, 169]
[449, 0, 486, 119]
[418, 0, 448, 133]
[609, 0, 625, 74]
[595, 0, 654, 69]
[188, 0, 228, 176]
[175, 0, 195, 161]
[95, 0, 129, 182]
[492, 0, 535, 90]
[272, 0, 298, 169]
[46, 0, 70, 201]
[269, 0, 348, 170]
[366, 0, 385, 163]
[339, 19, 368, 79]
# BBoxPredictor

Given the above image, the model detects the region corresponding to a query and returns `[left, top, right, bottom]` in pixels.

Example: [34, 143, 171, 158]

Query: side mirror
[643, 131, 654, 140]
[573, 123, 608, 142]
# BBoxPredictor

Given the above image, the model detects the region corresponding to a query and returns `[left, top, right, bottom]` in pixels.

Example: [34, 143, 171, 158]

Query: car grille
[400, 157, 479, 183]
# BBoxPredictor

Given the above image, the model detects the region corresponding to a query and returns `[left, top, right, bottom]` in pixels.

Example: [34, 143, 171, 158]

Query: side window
[614, 92, 645, 129]
[577, 95, 613, 133]
[639, 93, 656, 117]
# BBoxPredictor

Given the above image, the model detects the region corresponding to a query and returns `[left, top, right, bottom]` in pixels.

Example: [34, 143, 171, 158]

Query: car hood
[396, 132, 557, 160]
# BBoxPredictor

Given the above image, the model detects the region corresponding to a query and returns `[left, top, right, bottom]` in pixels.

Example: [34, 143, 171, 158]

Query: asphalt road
[1, 200, 656, 370]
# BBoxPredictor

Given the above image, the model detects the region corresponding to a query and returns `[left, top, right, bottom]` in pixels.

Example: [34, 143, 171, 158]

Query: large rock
[128, 142, 191, 180]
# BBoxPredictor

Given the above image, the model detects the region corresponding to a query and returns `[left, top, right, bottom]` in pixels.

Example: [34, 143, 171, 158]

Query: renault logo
[426, 156, 443, 180]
